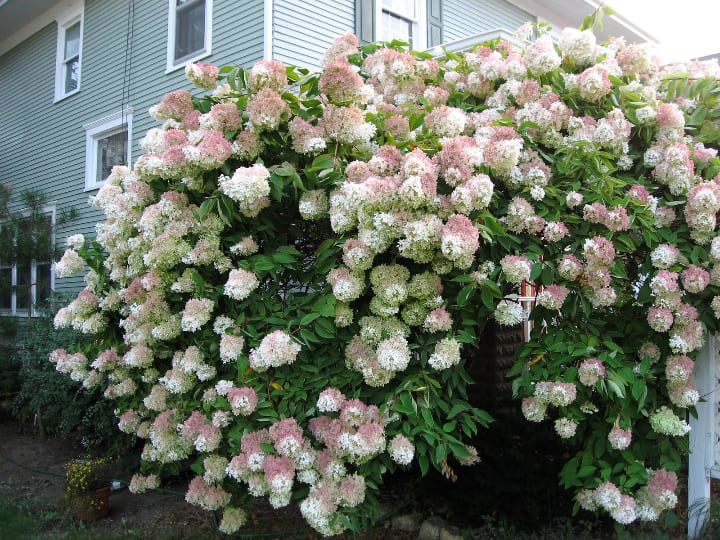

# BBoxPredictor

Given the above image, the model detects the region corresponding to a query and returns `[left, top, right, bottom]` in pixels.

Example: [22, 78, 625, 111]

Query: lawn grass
[0, 493, 39, 539]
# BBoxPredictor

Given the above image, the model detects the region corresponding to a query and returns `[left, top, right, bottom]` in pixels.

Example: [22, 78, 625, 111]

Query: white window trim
[0, 205, 56, 317]
[54, 5, 84, 103]
[377, 0, 427, 51]
[83, 109, 133, 192]
[166, 0, 213, 73]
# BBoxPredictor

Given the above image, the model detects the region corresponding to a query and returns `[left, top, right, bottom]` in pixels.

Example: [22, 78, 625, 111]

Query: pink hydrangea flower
[249, 330, 301, 372]
[185, 61, 219, 89]
[608, 426, 632, 450]
[228, 386, 258, 416]
[536, 284, 569, 311]
[388, 434, 415, 465]
[500, 254, 532, 284]
[680, 265, 711, 294]
[317, 388, 346, 413]
[647, 307, 674, 333]
[578, 358, 606, 386]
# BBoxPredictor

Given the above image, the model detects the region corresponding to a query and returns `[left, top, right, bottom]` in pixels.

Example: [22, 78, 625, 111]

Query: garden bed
[2, 419, 717, 539]
[0, 420, 417, 539]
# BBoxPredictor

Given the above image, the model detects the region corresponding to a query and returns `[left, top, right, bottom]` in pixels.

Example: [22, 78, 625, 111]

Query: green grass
[0, 493, 40, 539]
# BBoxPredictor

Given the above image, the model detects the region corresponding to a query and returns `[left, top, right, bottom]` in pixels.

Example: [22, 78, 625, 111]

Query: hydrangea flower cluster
[50, 24, 720, 534]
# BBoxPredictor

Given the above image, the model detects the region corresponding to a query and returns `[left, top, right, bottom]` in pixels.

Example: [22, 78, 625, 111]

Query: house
[0, 0, 652, 316]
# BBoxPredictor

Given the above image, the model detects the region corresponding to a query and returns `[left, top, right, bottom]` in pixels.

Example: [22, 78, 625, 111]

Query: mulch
[0, 420, 413, 539]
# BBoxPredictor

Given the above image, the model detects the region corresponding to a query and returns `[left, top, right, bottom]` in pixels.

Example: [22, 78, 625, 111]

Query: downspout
[264, 0, 273, 60]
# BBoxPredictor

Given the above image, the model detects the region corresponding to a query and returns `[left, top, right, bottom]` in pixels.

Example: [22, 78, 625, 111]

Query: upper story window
[380, 0, 428, 50]
[83, 110, 133, 191]
[167, 0, 213, 71]
[54, 9, 83, 101]
[356, 0, 442, 49]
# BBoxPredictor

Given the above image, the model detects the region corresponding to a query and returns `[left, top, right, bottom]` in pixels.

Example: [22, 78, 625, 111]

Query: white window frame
[377, 0, 427, 50]
[166, 0, 213, 72]
[54, 6, 84, 102]
[0, 206, 56, 317]
[83, 109, 133, 191]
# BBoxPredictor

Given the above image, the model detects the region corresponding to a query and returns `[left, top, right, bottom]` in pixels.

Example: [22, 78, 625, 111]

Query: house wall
[272, 0, 355, 70]
[0, 0, 264, 297]
[270, 0, 531, 70]
[0, 0, 532, 302]
[443, 0, 532, 43]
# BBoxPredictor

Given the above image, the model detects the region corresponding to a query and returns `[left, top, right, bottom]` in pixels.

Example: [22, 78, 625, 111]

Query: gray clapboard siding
[443, 0, 532, 42]
[273, 0, 355, 70]
[0, 0, 265, 299]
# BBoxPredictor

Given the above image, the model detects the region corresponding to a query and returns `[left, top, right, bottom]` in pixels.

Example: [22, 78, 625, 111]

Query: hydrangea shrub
[52, 25, 720, 534]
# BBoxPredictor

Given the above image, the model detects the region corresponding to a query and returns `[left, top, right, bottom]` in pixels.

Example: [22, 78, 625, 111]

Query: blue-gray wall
[443, 0, 532, 42]
[273, 0, 355, 70]
[0, 0, 533, 300]
[0, 0, 264, 296]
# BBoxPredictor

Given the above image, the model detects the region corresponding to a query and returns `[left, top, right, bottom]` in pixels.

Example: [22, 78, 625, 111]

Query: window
[380, 0, 418, 46]
[0, 210, 55, 317]
[167, 0, 212, 70]
[83, 110, 133, 191]
[357, 0, 442, 49]
[55, 9, 83, 101]
[378, 0, 427, 50]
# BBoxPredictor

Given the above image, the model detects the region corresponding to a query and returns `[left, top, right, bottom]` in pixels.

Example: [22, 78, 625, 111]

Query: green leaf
[315, 317, 336, 339]
[606, 372, 626, 399]
[308, 154, 335, 172]
[448, 441, 470, 458]
[434, 444, 447, 464]
[420, 407, 435, 428]
[299, 312, 321, 325]
[530, 262, 543, 281]
[481, 286, 495, 311]
[311, 295, 336, 317]
[418, 454, 430, 476]
[195, 198, 216, 221]
[456, 284, 475, 307]
[269, 172, 284, 201]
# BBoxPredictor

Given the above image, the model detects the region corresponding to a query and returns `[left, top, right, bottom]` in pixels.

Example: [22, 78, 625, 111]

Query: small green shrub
[11, 298, 133, 455]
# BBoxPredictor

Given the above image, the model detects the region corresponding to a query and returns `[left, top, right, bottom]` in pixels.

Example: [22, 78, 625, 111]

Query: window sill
[0, 310, 43, 318]
[165, 49, 211, 75]
[84, 182, 104, 192]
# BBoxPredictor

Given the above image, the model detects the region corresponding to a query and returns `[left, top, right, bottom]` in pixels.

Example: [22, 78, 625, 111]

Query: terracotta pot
[72, 485, 111, 521]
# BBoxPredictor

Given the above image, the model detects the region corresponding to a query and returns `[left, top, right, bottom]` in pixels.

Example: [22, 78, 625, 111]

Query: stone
[440, 524, 464, 540]
[418, 516, 446, 540]
[390, 512, 423, 532]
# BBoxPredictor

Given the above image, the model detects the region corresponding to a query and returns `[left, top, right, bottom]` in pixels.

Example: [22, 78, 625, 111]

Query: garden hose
[0, 451, 65, 478]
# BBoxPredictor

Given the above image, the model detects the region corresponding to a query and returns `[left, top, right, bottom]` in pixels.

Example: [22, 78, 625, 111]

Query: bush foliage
[9, 301, 131, 454]
[51, 23, 720, 535]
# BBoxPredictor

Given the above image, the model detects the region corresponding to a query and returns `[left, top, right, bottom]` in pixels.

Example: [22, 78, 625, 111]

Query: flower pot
[72, 485, 111, 522]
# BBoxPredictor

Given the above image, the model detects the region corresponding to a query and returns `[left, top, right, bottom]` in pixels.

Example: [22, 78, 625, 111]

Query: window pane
[36, 263, 51, 306]
[64, 21, 81, 59]
[382, 0, 415, 17]
[175, 1, 205, 61]
[16, 265, 29, 313]
[0, 268, 11, 310]
[96, 130, 128, 183]
[64, 58, 79, 93]
[382, 11, 412, 44]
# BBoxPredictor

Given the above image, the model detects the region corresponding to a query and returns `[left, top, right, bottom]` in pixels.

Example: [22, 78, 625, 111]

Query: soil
[0, 421, 411, 539]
